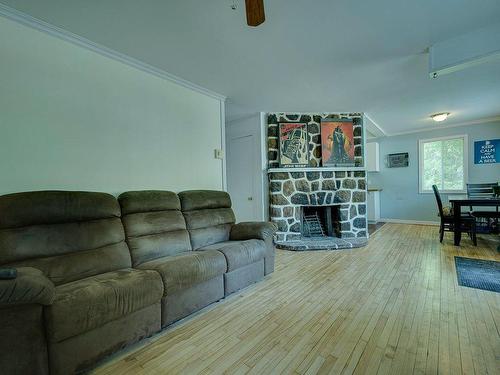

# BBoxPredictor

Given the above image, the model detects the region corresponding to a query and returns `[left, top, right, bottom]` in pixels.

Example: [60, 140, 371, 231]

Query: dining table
[449, 196, 500, 246]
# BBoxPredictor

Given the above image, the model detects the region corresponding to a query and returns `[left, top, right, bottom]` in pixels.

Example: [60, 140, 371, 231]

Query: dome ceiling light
[431, 112, 450, 122]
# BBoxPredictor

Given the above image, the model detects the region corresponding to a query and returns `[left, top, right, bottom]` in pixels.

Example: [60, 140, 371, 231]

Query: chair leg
[472, 225, 477, 246]
[467, 219, 478, 246]
[439, 223, 444, 243]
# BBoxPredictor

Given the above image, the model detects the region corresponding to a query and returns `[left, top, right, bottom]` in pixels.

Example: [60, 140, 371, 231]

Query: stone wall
[267, 112, 367, 242]
[269, 170, 367, 241]
[267, 113, 364, 168]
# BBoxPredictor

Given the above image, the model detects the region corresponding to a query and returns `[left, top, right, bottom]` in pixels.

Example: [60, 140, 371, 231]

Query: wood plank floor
[92, 224, 500, 375]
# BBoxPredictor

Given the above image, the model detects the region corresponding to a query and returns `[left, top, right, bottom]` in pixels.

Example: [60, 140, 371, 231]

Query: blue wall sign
[474, 139, 499, 164]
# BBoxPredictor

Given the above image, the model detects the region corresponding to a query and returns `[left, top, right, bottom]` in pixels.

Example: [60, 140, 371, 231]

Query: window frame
[418, 134, 468, 194]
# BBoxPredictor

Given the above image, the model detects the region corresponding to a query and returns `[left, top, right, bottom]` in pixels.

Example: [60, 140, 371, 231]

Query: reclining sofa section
[118, 190, 227, 327]
[0, 191, 163, 375]
[179, 190, 273, 294]
[0, 189, 276, 375]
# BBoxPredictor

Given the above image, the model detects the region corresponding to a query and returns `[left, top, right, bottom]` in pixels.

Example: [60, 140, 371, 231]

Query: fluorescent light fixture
[431, 112, 450, 122]
[429, 23, 500, 78]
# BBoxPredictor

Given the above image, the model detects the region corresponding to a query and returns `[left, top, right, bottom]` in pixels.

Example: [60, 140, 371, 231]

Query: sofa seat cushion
[138, 250, 226, 295]
[200, 240, 266, 272]
[45, 268, 163, 343]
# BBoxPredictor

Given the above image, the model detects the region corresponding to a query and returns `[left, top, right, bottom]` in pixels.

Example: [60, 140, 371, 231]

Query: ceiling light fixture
[428, 23, 500, 79]
[431, 112, 450, 122]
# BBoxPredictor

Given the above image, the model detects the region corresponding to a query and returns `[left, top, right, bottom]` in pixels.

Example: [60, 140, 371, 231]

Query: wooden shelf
[268, 167, 366, 173]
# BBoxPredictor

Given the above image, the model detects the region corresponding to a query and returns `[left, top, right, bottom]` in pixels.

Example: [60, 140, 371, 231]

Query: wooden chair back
[432, 185, 444, 218]
[466, 182, 497, 199]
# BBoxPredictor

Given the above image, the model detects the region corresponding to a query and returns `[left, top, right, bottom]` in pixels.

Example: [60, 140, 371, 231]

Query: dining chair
[432, 185, 477, 245]
[466, 182, 499, 233]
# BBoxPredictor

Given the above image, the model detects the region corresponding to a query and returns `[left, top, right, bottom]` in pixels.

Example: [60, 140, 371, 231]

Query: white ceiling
[2, 0, 500, 135]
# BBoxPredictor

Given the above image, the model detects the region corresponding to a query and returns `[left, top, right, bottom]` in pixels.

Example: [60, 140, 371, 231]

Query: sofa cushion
[179, 190, 236, 250]
[0, 190, 120, 229]
[138, 250, 226, 295]
[45, 268, 163, 343]
[119, 190, 181, 215]
[0, 267, 55, 306]
[119, 191, 192, 266]
[178, 190, 232, 212]
[0, 191, 131, 285]
[200, 240, 266, 272]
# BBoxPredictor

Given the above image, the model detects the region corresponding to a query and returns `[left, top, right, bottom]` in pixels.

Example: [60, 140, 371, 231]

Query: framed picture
[278, 123, 309, 168]
[321, 119, 355, 167]
[387, 152, 409, 168]
[474, 139, 499, 164]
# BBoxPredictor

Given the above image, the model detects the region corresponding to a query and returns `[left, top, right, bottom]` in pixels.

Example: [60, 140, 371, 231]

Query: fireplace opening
[301, 205, 341, 238]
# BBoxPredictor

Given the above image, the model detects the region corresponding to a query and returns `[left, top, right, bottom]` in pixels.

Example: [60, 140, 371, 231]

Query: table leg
[453, 201, 461, 246]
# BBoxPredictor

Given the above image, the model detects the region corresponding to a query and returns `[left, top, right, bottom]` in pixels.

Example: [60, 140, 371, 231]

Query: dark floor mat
[454, 256, 500, 293]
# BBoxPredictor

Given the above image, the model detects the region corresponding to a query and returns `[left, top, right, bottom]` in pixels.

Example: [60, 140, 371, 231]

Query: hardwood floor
[92, 224, 500, 375]
[368, 222, 386, 235]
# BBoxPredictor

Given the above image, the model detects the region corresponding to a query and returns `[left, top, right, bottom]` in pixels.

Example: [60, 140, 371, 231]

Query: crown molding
[0, 3, 227, 102]
[384, 116, 500, 137]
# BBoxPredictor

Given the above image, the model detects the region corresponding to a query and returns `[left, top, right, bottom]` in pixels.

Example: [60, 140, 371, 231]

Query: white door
[367, 191, 380, 223]
[227, 134, 257, 222]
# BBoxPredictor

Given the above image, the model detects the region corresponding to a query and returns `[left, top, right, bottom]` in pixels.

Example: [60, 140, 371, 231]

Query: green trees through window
[419, 136, 467, 193]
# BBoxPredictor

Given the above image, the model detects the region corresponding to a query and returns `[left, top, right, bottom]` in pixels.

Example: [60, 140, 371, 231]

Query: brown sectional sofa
[0, 189, 276, 375]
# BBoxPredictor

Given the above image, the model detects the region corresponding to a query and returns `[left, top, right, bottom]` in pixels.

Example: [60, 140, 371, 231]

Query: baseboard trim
[379, 218, 439, 226]
[0, 3, 226, 102]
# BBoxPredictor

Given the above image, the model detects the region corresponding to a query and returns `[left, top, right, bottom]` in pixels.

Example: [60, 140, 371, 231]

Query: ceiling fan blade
[245, 0, 265, 27]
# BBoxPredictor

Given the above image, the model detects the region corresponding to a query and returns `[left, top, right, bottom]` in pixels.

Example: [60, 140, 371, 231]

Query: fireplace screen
[301, 205, 341, 238]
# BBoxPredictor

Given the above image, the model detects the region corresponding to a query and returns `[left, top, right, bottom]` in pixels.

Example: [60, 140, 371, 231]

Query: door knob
[248, 197, 253, 201]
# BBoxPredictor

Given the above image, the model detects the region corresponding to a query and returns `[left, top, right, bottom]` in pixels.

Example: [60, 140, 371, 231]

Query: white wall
[0, 17, 224, 196]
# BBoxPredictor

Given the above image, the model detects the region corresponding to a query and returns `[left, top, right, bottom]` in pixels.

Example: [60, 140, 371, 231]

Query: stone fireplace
[269, 170, 367, 241]
[267, 112, 368, 250]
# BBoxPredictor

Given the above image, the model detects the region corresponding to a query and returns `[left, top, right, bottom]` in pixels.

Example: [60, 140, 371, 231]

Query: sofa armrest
[230, 222, 277, 242]
[231, 222, 278, 276]
[0, 267, 55, 306]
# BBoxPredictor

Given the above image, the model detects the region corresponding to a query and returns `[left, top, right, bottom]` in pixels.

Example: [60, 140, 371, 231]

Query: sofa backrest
[0, 191, 131, 285]
[119, 191, 191, 266]
[178, 190, 235, 250]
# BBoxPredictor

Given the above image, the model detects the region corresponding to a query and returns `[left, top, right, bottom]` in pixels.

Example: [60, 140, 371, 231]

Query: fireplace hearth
[274, 236, 368, 251]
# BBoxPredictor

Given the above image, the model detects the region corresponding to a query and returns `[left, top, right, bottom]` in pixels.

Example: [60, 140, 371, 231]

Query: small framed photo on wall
[321, 119, 355, 167]
[278, 123, 309, 168]
[387, 152, 409, 168]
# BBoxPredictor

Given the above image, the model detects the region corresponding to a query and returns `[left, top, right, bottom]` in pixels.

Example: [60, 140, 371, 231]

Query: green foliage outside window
[421, 137, 465, 192]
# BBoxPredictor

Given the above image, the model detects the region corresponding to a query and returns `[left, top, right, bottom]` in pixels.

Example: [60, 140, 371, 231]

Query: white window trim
[418, 134, 468, 194]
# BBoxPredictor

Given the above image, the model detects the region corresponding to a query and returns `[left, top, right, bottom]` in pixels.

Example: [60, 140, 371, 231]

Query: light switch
[214, 149, 224, 159]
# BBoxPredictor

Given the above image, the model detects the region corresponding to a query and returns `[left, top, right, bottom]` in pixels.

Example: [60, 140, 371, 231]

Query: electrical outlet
[214, 149, 224, 159]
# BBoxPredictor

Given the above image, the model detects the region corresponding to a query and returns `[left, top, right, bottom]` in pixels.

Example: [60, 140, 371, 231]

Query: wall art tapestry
[279, 122, 309, 167]
[321, 119, 355, 167]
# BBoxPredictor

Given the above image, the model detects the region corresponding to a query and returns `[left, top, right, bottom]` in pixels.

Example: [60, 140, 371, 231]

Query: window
[419, 135, 468, 193]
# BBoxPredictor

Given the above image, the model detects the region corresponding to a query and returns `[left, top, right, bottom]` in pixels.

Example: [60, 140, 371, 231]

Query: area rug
[454, 256, 500, 293]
